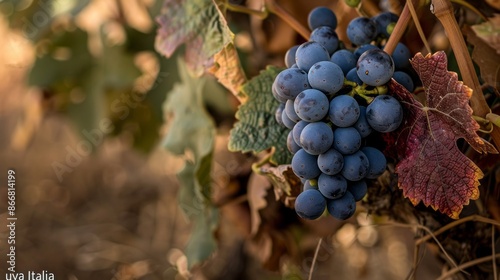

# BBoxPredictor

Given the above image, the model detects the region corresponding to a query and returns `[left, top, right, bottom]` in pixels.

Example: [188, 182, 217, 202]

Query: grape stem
[349, 83, 388, 103]
[264, 0, 310, 40]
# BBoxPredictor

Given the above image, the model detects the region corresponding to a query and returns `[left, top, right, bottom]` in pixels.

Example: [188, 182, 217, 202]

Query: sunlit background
[0, 0, 467, 279]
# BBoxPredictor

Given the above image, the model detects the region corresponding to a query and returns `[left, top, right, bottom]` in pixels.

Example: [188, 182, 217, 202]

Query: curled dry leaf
[257, 164, 302, 208]
[390, 51, 497, 219]
[464, 24, 500, 92]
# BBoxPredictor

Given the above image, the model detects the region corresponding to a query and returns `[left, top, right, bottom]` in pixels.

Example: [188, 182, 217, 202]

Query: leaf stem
[432, 0, 500, 150]
[264, 0, 310, 40]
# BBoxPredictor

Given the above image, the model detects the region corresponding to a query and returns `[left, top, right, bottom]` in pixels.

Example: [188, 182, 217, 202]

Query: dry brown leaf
[208, 43, 247, 102]
[257, 164, 302, 208]
[471, 14, 500, 55]
[465, 21, 500, 91]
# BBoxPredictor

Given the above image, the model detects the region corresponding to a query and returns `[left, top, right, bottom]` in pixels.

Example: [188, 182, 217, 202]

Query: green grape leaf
[155, 0, 233, 76]
[178, 161, 219, 267]
[228, 66, 291, 165]
[162, 59, 218, 267]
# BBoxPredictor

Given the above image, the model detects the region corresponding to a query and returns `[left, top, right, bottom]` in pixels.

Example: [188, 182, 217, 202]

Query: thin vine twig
[416, 214, 500, 245]
[264, 0, 310, 40]
[436, 253, 500, 280]
[493, 226, 498, 280]
[308, 237, 323, 280]
[407, 0, 431, 54]
[224, 2, 268, 19]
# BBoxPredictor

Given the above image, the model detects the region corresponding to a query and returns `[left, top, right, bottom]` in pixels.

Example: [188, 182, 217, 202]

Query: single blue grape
[366, 95, 403, 133]
[295, 189, 327, 220]
[292, 120, 309, 145]
[393, 71, 414, 92]
[287, 130, 301, 154]
[275, 68, 311, 100]
[356, 48, 395, 86]
[327, 191, 356, 220]
[308, 61, 344, 94]
[372, 12, 399, 38]
[318, 173, 347, 199]
[347, 17, 377, 46]
[308, 6, 337, 30]
[317, 148, 344, 175]
[285, 99, 301, 123]
[348, 180, 367, 201]
[392, 43, 411, 69]
[361, 146, 387, 179]
[291, 149, 322, 179]
[310, 26, 339, 55]
[294, 89, 329, 122]
[333, 127, 362, 154]
[353, 106, 372, 137]
[328, 95, 360, 127]
[341, 150, 369, 181]
[285, 45, 300, 68]
[346, 67, 363, 85]
[299, 122, 334, 155]
[281, 108, 296, 129]
[275, 103, 285, 127]
[330, 49, 356, 75]
[272, 78, 288, 103]
[295, 41, 330, 72]
[353, 44, 379, 60]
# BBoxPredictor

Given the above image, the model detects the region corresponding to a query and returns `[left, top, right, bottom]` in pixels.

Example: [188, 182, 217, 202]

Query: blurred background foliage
[0, 0, 498, 279]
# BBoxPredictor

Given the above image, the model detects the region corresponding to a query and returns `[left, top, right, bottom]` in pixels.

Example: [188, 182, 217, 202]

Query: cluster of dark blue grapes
[272, 7, 407, 221]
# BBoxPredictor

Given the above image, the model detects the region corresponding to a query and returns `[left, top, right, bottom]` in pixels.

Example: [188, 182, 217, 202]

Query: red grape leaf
[389, 51, 498, 219]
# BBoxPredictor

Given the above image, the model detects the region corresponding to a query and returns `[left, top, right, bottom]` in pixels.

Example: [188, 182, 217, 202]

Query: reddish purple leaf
[389, 51, 497, 219]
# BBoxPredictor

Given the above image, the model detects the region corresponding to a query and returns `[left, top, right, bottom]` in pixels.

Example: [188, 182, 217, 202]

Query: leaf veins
[390, 51, 497, 219]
